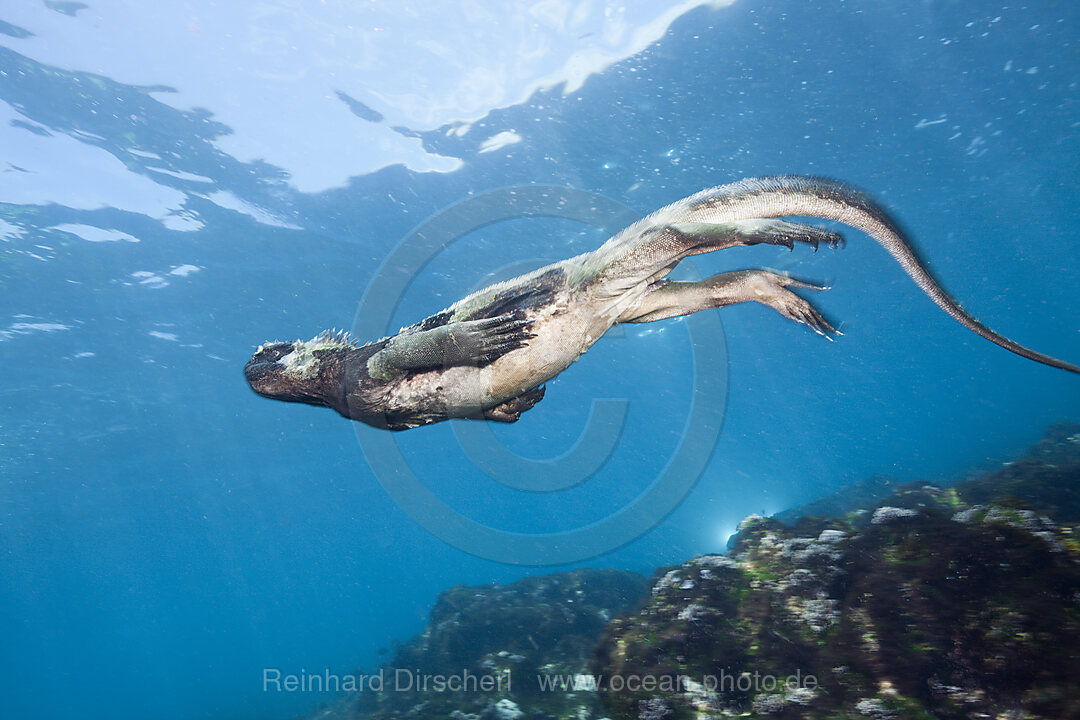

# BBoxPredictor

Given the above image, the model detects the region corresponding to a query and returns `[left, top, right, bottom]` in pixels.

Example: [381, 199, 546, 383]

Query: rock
[594, 422, 1080, 718]
[595, 500, 1080, 719]
[319, 569, 648, 720]
[956, 422, 1080, 522]
[869, 506, 920, 525]
[491, 698, 523, 720]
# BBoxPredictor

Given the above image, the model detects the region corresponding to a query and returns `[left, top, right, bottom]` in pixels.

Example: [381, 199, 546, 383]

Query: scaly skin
[245, 176, 1079, 431]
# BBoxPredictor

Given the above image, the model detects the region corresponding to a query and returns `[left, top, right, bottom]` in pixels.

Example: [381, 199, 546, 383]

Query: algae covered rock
[594, 425, 1080, 719]
[344, 568, 649, 720]
[955, 422, 1080, 522]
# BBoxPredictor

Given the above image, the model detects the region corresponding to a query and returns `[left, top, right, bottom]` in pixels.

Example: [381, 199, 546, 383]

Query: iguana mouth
[243, 341, 294, 393]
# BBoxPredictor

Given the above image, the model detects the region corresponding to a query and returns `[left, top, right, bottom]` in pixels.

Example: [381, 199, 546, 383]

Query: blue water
[2, 2, 1078, 719]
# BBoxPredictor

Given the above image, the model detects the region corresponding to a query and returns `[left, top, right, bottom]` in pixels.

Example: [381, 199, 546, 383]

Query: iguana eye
[251, 342, 293, 364]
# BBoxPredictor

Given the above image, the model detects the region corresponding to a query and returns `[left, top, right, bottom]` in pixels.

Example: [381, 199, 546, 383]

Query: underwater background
[1, 2, 1078, 719]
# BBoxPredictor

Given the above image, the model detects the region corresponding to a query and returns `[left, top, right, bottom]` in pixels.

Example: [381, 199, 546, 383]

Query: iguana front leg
[367, 312, 535, 380]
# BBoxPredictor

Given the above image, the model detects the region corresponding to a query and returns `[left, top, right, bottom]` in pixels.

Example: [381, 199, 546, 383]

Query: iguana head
[244, 331, 356, 408]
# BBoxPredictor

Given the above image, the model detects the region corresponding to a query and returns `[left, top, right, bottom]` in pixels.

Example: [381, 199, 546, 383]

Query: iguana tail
[594, 175, 1080, 374]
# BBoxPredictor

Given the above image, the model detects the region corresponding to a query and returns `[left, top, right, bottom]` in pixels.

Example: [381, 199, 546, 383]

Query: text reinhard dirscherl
[262, 668, 818, 695]
[263, 668, 511, 694]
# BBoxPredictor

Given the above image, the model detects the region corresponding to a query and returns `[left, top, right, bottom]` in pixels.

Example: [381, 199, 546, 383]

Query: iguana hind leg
[599, 219, 842, 288]
[620, 269, 837, 337]
[670, 219, 844, 254]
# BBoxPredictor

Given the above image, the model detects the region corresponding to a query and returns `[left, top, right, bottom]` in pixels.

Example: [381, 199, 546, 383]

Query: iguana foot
[742, 271, 838, 337]
[484, 385, 546, 422]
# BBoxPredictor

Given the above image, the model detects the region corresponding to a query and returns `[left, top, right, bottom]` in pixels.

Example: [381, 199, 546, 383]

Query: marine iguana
[245, 176, 1079, 430]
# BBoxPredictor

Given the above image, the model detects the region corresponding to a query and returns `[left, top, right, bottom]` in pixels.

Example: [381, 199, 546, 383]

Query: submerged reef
[309, 423, 1080, 720]
[595, 422, 1080, 719]
[328, 569, 649, 720]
